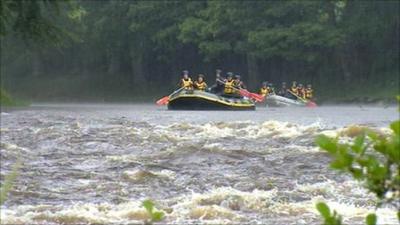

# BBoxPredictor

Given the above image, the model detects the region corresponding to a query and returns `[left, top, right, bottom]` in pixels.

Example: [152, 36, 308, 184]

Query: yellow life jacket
[305, 88, 313, 99]
[259, 87, 268, 96]
[297, 87, 305, 98]
[233, 80, 240, 88]
[224, 80, 235, 94]
[195, 81, 207, 91]
[181, 78, 193, 89]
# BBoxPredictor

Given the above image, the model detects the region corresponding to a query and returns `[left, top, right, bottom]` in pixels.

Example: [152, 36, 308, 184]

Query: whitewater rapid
[0, 104, 398, 224]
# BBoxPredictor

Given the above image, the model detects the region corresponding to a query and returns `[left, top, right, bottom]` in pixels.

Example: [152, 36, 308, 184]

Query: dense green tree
[0, 0, 398, 101]
[0, 0, 79, 44]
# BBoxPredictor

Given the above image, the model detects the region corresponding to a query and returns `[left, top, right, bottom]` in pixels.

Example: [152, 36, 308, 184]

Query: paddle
[156, 96, 169, 106]
[288, 90, 317, 107]
[156, 87, 185, 106]
[238, 89, 264, 102]
[217, 79, 264, 102]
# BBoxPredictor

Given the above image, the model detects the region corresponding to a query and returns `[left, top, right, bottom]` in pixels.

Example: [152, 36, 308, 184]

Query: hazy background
[1, 0, 399, 102]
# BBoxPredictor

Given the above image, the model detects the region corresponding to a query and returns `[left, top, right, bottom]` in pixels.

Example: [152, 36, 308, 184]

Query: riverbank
[0, 88, 29, 108]
[1, 77, 398, 105]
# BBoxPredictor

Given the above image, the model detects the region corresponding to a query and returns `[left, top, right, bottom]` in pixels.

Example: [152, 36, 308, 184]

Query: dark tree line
[1, 0, 399, 101]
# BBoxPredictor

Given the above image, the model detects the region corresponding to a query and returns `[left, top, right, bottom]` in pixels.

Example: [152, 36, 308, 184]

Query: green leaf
[366, 213, 377, 225]
[341, 151, 354, 167]
[357, 158, 370, 167]
[330, 159, 345, 169]
[390, 121, 400, 135]
[316, 202, 331, 219]
[0, 161, 21, 205]
[151, 211, 165, 222]
[330, 147, 354, 170]
[332, 211, 343, 225]
[367, 131, 379, 141]
[351, 135, 365, 153]
[142, 199, 154, 214]
[316, 135, 337, 154]
[351, 168, 363, 179]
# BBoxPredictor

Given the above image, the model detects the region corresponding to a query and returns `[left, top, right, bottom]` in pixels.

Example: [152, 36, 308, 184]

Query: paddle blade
[306, 101, 317, 108]
[250, 93, 265, 102]
[239, 89, 251, 98]
[156, 96, 169, 106]
[239, 89, 264, 102]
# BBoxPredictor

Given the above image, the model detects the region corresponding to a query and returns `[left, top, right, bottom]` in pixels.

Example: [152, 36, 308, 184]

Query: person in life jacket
[259, 82, 269, 97]
[305, 84, 314, 100]
[223, 72, 235, 94]
[180, 70, 193, 90]
[268, 83, 275, 95]
[297, 83, 305, 99]
[290, 81, 298, 95]
[194, 74, 207, 91]
[234, 75, 246, 89]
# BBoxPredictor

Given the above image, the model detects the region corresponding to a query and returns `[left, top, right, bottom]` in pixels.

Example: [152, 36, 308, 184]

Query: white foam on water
[2, 112, 397, 224]
[169, 187, 278, 222]
[151, 120, 327, 142]
[0, 142, 31, 154]
[0, 201, 154, 224]
[1, 184, 397, 224]
[289, 179, 398, 224]
[0, 128, 9, 133]
[106, 154, 139, 163]
[122, 169, 176, 181]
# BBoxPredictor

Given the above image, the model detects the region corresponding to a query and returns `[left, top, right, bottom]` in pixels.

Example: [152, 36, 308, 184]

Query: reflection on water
[0, 104, 398, 224]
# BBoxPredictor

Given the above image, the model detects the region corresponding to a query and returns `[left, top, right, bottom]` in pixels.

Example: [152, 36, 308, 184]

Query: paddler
[259, 82, 269, 97]
[180, 70, 193, 90]
[233, 74, 246, 89]
[290, 81, 298, 95]
[278, 82, 287, 96]
[209, 69, 224, 94]
[297, 83, 305, 99]
[216, 69, 223, 80]
[194, 74, 207, 91]
[305, 84, 314, 100]
[268, 83, 275, 95]
[223, 72, 235, 95]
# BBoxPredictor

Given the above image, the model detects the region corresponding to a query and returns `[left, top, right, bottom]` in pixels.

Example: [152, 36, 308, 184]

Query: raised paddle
[217, 79, 264, 102]
[288, 90, 317, 107]
[238, 89, 264, 102]
[156, 96, 170, 106]
[156, 87, 185, 106]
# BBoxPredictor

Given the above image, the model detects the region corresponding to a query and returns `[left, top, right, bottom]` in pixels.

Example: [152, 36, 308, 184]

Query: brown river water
[0, 104, 398, 224]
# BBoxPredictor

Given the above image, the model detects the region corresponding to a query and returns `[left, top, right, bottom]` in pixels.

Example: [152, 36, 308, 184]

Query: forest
[1, 0, 399, 102]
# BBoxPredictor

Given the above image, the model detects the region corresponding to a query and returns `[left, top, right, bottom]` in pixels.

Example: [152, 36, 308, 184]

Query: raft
[168, 89, 255, 110]
[264, 94, 306, 107]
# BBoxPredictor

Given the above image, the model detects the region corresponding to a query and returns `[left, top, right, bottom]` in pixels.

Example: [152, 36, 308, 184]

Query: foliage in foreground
[315, 102, 400, 224]
[0, 88, 29, 107]
[316, 202, 343, 225]
[142, 199, 165, 224]
[0, 88, 15, 107]
[0, 160, 21, 205]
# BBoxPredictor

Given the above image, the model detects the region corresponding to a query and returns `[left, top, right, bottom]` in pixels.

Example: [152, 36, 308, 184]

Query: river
[0, 104, 398, 224]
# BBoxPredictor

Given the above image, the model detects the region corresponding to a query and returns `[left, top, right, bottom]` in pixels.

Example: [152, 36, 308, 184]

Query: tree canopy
[1, 0, 399, 101]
